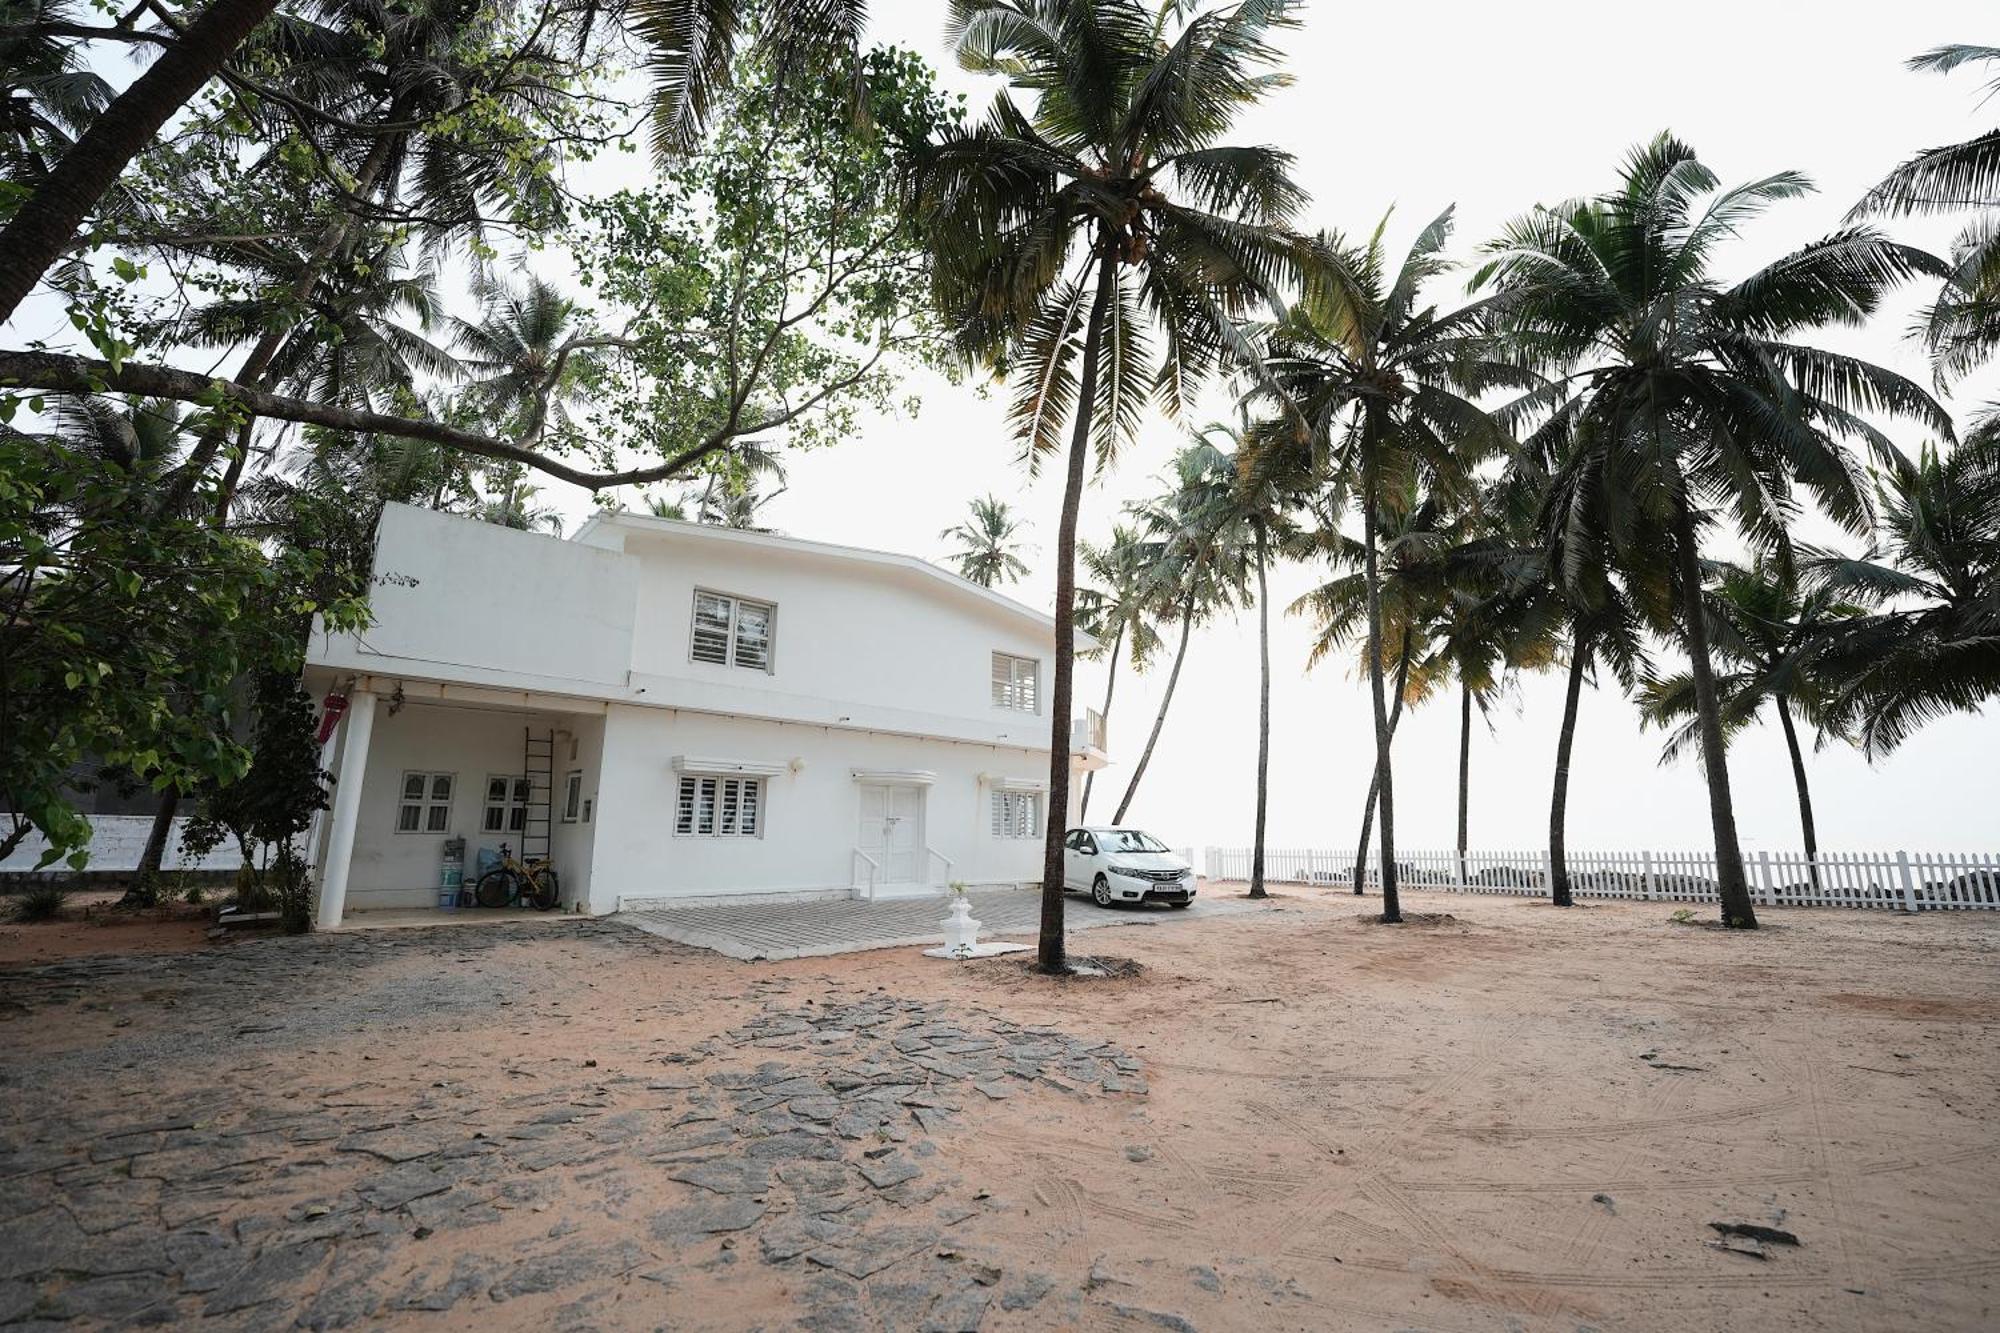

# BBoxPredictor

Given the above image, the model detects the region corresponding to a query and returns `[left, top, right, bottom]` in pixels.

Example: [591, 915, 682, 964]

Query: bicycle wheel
[475, 868, 517, 909]
[529, 869, 561, 912]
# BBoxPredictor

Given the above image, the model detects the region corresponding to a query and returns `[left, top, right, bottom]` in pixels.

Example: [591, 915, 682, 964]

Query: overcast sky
[28, 1, 1998, 856]
[741, 0, 2000, 857]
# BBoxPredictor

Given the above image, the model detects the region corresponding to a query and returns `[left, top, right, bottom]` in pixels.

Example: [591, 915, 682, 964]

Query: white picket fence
[1202, 845, 2000, 912]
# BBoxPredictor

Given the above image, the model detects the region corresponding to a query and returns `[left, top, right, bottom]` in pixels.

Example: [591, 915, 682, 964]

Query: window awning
[850, 768, 938, 786]
[985, 776, 1049, 793]
[672, 755, 788, 777]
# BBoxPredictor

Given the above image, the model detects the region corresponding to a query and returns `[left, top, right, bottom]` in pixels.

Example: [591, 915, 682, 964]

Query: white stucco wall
[0, 816, 242, 873]
[306, 507, 1108, 920]
[337, 700, 598, 912]
[317, 503, 638, 691]
[615, 525, 1071, 749]
[548, 715, 606, 902]
[587, 703, 1056, 912]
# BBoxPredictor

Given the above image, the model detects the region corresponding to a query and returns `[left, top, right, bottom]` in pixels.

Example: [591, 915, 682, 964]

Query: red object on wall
[316, 691, 349, 745]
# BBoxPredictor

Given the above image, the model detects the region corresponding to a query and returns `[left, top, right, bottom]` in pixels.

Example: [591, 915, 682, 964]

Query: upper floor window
[691, 590, 775, 671]
[992, 652, 1040, 712]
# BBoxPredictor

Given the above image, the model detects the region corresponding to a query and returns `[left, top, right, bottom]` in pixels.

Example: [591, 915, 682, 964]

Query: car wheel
[1091, 874, 1113, 907]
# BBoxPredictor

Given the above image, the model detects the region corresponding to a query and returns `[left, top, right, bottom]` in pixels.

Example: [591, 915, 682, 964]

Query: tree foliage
[0, 419, 362, 864]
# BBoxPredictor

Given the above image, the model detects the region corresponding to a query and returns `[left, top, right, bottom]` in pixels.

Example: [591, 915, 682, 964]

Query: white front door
[858, 784, 924, 884]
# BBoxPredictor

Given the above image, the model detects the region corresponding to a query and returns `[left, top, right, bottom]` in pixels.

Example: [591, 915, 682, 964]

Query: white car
[1062, 826, 1196, 908]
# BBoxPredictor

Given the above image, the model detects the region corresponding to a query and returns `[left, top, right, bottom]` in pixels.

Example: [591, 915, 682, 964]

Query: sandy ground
[2, 886, 1997, 1331]
[0, 893, 213, 965]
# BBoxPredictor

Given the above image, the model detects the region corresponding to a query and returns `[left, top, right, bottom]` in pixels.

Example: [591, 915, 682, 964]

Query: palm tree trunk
[0, 0, 282, 323]
[1671, 503, 1757, 928]
[1249, 528, 1271, 899]
[1350, 639, 1409, 894]
[1362, 447, 1400, 923]
[1775, 693, 1822, 895]
[1078, 623, 1123, 821]
[1111, 582, 1198, 824]
[1549, 630, 1587, 908]
[133, 788, 180, 893]
[1456, 679, 1471, 887]
[1038, 252, 1116, 974]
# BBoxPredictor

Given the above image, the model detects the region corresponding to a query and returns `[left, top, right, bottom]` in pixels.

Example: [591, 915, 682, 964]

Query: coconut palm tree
[941, 495, 1032, 587]
[1498, 420, 1670, 910]
[449, 271, 633, 531]
[1639, 558, 1869, 892]
[1142, 419, 1298, 898]
[0, 0, 284, 323]
[449, 274, 606, 447]
[696, 478, 785, 531]
[1075, 525, 1162, 821]
[1809, 428, 2000, 756]
[633, 0, 869, 159]
[1249, 208, 1516, 923]
[155, 0, 603, 509]
[1199, 420, 1302, 899]
[1544, 578, 1652, 908]
[0, 0, 601, 325]
[1110, 440, 1247, 828]
[1852, 44, 2000, 382]
[1423, 493, 1562, 885]
[1290, 481, 1470, 895]
[910, 0, 1306, 971]
[1477, 134, 1951, 929]
[1, 0, 117, 197]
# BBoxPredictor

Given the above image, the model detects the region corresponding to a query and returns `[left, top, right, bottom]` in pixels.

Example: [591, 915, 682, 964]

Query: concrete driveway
[613, 885, 1276, 961]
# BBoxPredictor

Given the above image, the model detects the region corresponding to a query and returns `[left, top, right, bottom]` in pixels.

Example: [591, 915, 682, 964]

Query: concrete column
[315, 691, 378, 929]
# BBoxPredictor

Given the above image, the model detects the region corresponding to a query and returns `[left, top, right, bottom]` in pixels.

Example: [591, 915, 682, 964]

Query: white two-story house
[301, 503, 1109, 926]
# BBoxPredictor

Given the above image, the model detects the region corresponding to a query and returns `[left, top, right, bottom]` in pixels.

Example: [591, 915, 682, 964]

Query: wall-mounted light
[789, 757, 806, 775]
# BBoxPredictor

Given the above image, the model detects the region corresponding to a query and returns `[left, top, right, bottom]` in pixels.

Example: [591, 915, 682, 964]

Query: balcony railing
[1071, 707, 1107, 753]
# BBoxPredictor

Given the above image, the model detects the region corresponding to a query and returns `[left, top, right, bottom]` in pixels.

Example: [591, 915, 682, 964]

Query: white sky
[759, 0, 2000, 857]
[19, 1, 1999, 855]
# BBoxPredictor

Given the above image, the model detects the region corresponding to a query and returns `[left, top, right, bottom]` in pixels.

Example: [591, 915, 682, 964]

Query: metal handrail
[851, 848, 880, 901]
[925, 846, 953, 889]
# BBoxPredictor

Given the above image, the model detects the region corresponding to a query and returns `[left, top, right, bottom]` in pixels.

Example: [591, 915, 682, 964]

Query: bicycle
[474, 842, 562, 911]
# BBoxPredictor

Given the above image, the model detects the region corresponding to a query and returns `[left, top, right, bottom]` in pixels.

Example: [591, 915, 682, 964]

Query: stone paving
[617, 885, 1268, 960]
[0, 923, 1150, 1330]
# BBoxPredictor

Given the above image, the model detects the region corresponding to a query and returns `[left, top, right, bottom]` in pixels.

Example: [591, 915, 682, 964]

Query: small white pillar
[315, 691, 378, 929]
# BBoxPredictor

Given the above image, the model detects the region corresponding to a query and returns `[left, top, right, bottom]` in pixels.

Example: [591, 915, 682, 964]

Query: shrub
[10, 882, 71, 922]
[231, 863, 274, 914]
[121, 873, 163, 908]
[271, 843, 313, 935]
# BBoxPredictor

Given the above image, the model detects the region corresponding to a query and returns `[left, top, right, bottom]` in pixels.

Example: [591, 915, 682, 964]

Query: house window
[397, 772, 454, 834]
[675, 775, 764, 837]
[992, 652, 1040, 712]
[691, 590, 775, 671]
[482, 775, 530, 835]
[991, 790, 1042, 839]
[561, 770, 583, 823]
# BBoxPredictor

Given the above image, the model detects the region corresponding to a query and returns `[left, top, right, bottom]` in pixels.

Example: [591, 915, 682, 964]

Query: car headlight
[1108, 865, 1143, 878]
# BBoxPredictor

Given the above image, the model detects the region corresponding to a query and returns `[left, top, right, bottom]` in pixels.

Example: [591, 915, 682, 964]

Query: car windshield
[1101, 830, 1169, 854]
